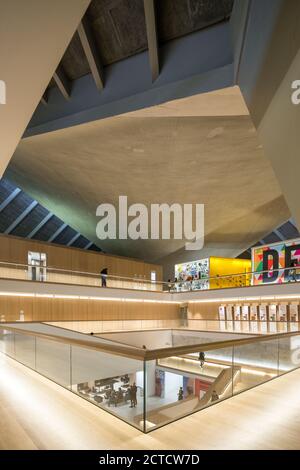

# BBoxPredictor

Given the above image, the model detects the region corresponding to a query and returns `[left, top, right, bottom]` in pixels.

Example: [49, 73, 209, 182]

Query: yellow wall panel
[209, 257, 251, 289]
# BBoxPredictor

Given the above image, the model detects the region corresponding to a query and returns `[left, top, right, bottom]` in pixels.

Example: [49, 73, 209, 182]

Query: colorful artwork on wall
[174, 258, 209, 290]
[252, 238, 300, 285]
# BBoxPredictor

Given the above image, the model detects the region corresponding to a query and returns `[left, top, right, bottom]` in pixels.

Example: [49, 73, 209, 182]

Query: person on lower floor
[211, 390, 219, 402]
[130, 383, 137, 408]
[199, 351, 205, 368]
[177, 386, 184, 401]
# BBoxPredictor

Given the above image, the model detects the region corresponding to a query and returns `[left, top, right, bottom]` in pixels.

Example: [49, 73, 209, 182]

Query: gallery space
[1, 0, 300, 453]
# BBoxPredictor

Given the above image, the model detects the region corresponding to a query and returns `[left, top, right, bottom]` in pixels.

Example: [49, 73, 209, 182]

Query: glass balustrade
[1, 260, 300, 293]
[1, 323, 300, 433]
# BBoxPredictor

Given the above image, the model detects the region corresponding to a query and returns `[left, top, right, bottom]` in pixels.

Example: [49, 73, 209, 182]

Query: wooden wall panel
[0, 296, 179, 322]
[187, 302, 219, 320]
[0, 234, 162, 280]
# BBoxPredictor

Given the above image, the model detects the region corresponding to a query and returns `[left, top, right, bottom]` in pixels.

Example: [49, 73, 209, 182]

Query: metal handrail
[0, 259, 298, 288]
[1, 322, 300, 360]
[0, 260, 165, 284]
[0, 323, 146, 360]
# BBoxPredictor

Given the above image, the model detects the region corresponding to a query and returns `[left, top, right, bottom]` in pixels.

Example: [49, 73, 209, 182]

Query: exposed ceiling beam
[41, 89, 48, 106]
[27, 212, 53, 239]
[4, 200, 38, 234]
[143, 0, 159, 82]
[67, 232, 81, 247]
[289, 217, 298, 229]
[84, 241, 93, 250]
[272, 228, 285, 241]
[48, 223, 67, 242]
[77, 17, 104, 90]
[0, 188, 21, 212]
[53, 66, 71, 100]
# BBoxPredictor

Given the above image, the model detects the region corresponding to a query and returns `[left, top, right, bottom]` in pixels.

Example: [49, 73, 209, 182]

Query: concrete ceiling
[0, 0, 90, 176]
[6, 86, 290, 264]
[48, 0, 233, 86]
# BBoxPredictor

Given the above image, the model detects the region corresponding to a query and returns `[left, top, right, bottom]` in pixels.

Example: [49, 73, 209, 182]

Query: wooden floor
[1, 354, 300, 450]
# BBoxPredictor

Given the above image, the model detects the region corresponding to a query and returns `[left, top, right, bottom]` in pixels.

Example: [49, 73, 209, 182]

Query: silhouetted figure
[100, 267, 108, 287]
[289, 260, 298, 282]
[178, 387, 184, 401]
[198, 351, 205, 368]
[130, 383, 138, 408]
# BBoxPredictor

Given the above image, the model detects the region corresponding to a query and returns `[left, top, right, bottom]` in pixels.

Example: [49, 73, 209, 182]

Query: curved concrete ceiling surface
[6, 86, 290, 263]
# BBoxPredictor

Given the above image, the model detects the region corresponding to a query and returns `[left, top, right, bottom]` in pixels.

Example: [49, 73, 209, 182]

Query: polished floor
[0, 354, 300, 450]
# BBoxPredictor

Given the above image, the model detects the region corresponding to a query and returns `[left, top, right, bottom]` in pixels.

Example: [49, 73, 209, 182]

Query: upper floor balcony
[0, 260, 300, 303]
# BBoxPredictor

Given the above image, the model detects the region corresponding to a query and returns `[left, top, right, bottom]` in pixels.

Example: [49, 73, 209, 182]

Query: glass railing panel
[0, 328, 15, 357]
[71, 345, 145, 431]
[232, 338, 278, 395]
[2, 260, 300, 293]
[249, 321, 259, 334]
[15, 332, 35, 369]
[278, 334, 300, 374]
[36, 337, 71, 388]
[288, 322, 300, 332]
[144, 346, 233, 431]
[240, 321, 251, 334]
[0, 262, 28, 281]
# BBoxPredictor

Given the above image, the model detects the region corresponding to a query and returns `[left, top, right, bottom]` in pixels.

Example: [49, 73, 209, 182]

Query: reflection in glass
[232, 339, 278, 394]
[15, 332, 35, 369]
[0, 329, 15, 357]
[36, 337, 71, 388]
[279, 334, 300, 374]
[71, 346, 145, 431]
[144, 347, 234, 430]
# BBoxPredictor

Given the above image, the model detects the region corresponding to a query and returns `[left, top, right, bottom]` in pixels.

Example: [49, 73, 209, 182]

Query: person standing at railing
[100, 267, 108, 287]
[288, 260, 298, 282]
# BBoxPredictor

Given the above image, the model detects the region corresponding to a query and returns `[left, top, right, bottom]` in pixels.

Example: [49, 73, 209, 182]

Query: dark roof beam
[84, 241, 93, 250]
[53, 66, 71, 100]
[47, 223, 68, 242]
[4, 201, 38, 234]
[27, 213, 53, 239]
[67, 232, 81, 247]
[77, 16, 104, 90]
[0, 188, 21, 212]
[143, 0, 159, 82]
[40, 88, 48, 106]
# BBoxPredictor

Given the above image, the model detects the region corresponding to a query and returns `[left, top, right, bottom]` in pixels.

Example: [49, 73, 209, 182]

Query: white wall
[164, 371, 183, 402]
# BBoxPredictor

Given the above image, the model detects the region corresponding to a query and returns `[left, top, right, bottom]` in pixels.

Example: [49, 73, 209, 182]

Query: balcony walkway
[1, 353, 299, 450]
